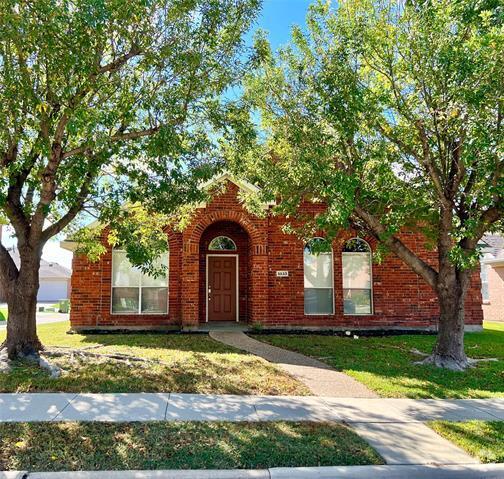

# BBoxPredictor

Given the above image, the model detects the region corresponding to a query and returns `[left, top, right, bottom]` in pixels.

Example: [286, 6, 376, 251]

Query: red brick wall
[482, 265, 504, 322]
[198, 221, 249, 322]
[69, 180, 483, 330]
[70, 229, 183, 329]
[265, 213, 482, 329]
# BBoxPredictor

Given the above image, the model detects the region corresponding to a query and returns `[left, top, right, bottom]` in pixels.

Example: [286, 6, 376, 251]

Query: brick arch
[185, 210, 267, 256]
[181, 209, 268, 327]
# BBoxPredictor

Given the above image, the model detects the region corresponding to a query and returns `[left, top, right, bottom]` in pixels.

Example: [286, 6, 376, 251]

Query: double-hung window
[342, 238, 372, 315]
[111, 250, 169, 314]
[304, 238, 334, 315]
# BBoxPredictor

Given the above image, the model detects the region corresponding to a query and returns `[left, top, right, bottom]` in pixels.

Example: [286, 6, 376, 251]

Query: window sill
[111, 312, 169, 316]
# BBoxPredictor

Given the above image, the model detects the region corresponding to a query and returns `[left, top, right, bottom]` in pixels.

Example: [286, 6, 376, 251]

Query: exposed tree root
[414, 354, 498, 371]
[410, 348, 429, 357]
[0, 348, 11, 374]
[44, 347, 171, 368]
[20, 352, 62, 378]
[0, 347, 61, 378]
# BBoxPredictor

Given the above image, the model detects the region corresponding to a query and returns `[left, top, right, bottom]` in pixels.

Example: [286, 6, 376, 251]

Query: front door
[207, 255, 237, 321]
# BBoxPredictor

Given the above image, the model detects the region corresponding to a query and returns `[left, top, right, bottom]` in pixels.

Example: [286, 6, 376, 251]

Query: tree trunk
[423, 267, 471, 371]
[2, 251, 43, 360]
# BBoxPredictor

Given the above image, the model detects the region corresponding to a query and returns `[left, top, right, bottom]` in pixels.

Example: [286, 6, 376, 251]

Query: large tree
[0, 0, 260, 361]
[234, 0, 503, 370]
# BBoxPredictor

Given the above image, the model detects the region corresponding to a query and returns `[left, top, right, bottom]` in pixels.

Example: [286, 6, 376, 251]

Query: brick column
[181, 237, 200, 329]
[249, 243, 268, 324]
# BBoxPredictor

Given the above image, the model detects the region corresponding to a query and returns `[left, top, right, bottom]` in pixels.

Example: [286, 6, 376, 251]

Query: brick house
[480, 234, 504, 322]
[61, 173, 484, 332]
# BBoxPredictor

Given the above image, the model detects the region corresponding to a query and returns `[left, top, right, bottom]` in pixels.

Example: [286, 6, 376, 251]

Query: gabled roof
[196, 171, 272, 208]
[6, 248, 71, 278]
[481, 234, 504, 258]
[61, 172, 272, 252]
[200, 172, 261, 195]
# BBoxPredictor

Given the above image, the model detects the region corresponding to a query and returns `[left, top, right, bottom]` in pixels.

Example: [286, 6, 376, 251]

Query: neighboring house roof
[481, 234, 504, 268]
[6, 248, 71, 279]
[481, 234, 504, 258]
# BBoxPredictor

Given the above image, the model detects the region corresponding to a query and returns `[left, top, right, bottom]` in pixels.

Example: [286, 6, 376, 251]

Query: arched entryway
[180, 206, 268, 329]
[199, 221, 250, 322]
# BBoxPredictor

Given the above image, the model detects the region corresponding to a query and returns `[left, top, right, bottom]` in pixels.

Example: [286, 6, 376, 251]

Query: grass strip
[0, 421, 383, 471]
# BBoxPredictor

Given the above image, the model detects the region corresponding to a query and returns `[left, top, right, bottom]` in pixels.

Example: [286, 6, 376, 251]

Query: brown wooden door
[207, 256, 237, 321]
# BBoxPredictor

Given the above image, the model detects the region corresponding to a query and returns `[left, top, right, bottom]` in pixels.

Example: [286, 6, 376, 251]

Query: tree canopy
[0, 0, 260, 268]
[0, 0, 260, 359]
[230, 0, 503, 369]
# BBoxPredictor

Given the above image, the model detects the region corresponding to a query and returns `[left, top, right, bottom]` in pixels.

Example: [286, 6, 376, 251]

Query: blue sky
[254, 0, 312, 50]
[1, 0, 315, 269]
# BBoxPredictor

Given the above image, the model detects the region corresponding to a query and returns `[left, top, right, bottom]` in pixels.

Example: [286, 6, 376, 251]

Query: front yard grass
[0, 322, 308, 395]
[429, 421, 504, 463]
[253, 322, 504, 398]
[0, 421, 383, 471]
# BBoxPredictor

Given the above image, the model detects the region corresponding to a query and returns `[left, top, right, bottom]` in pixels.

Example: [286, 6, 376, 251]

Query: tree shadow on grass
[76, 331, 247, 355]
[0, 421, 383, 472]
[0, 348, 307, 395]
[431, 421, 504, 463]
[253, 327, 504, 399]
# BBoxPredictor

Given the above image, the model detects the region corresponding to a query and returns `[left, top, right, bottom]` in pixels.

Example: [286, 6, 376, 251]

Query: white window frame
[480, 253, 493, 304]
[304, 237, 335, 316]
[342, 238, 373, 316]
[111, 249, 169, 315]
[208, 236, 237, 251]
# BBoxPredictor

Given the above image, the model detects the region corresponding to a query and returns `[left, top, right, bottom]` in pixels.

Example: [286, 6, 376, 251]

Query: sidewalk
[209, 331, 377, 397]
[1, 393, 502, 423]
[1, 393, 502, 465]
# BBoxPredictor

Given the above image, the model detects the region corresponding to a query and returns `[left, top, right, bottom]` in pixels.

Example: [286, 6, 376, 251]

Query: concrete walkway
[1, 393, 502, 423]
[0, 313, 68, 330]
[4, 464, 504, 479]
[209, 331, 377, 398]
[1, 393, 503, 465]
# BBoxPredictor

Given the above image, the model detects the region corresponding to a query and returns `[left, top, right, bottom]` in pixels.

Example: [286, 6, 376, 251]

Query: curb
[4, 464, 504, 479]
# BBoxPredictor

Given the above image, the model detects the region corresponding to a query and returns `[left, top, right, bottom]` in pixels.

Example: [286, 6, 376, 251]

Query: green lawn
[0, 421, 383, 471]
[253, 322, 504, 398]
[0, 322, 308, 395]
[429, 421, 504, 463]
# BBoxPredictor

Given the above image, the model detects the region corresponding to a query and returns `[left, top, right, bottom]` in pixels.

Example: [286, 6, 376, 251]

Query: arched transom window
[208, 236, 237, 251]
[304, 238, 334, 315]
[342, 238, 372, 315]
[111, 250, 169, 314]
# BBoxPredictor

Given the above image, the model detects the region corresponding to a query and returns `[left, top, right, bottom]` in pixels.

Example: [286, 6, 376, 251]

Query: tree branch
[97, 45, 142, 75]
[40, 169, 95, 242]
[353, 205, 439, 289]
[62, 126, 161, 159]
[0, 243, 18, 290]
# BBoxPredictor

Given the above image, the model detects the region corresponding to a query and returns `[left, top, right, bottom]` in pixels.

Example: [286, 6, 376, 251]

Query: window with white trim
[342, 238, 372, 315]
[480, 253, 493, 303]
[111, 250, 169, 314]
[208, 236, 237, 251]
[304, 238, 334, 315]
